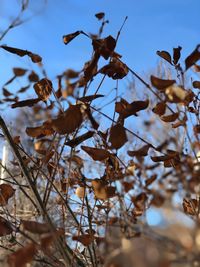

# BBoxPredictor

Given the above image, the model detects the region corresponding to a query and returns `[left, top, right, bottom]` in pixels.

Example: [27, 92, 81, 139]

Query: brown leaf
[75, 187, 86, 198]
[93, 35, 116, 60]
[72, 234, 94, 246]
[13, 67, 27, 76]
[81, 146, 110, 161]
[0, 184, 15, 206]
[21, 220, 50, 234]
[92, 179, 116, 200]
[63, 31, 82, 45]
[116, 99, 149, 118]
[34, 78, 52, 101]
[173, 46, 182, 65]
[11, 98, 40, 108]
[26, 123, 54, 138]
[28, 71, 39, 82]
[128, 144, 150, 157]
[3, 88, 13, 97]
[95, 12, 105, 20]
[83, 53, 99, 82]
[151, 150, 179, 162]
[7, 243, 37, 267]
[64, 69, 80, 79]
[109, 124, 127, 149]
[99, 58, 128, 79]
[161, 112, 179, 122]
[152, 102, 166, 116]
[1, 45, 42, 63]
[156, 50, 172, 65]
[0, 216, 13, 236]
[65, 131, 94, 147]
[145, 174, 157, 187]
[78, 94, 104, 103]
[151, 75, 176, 90]
[185, 45, 200, 70]
[132, 192, 148, 211]
[183, 198, 198, 216]
[85, 107, 99, 130]
[17, 85, 30, 94]
[193, 81, 200, 89]
[52, 104, 83, 134]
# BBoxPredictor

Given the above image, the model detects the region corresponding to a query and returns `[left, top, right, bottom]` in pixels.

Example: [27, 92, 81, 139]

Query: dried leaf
[17, 85, 30, 94]
[156, 50, 172, 65]
[145, 174, 157, 187]
[65, 131, 94, 147]
[34, 78, 52, 101]
[7, 243, 37, 267]
[72, 234, 94, 246]
[115, 99, 149, 118]
[52, 104, 83, 134]
[78, 94, 104, 103]
[193, 81, 200, 89]
[99, 58, 128, 79]
[28, 71, 39, 82]
[13, 67, 27, 76]
[128, 144, 150, 157]
[3, 88, 13, 97]
[81, 146, 110, 161]
[185, 45, 200, 70]
[1, 45, 42, 63]
[63, 31, 82, 45]
[173, 46, 182, 65]
[183, 198, 198, 216]
[151, 75, 176, 90]
[109, 124, 127, 149]
[85, 107, 99, 130]
[93, 35, 116, 60]
[75, 187, 86, 198]
[0, 184, 15, 206]
[161, 112, 179, 122]
[165, 86, 188, 103]
[95, 12, 105, 20]
[152, 102, 166, 116]
[21, 220, 50, 234]
[11, 98, 40, 108]
[26, 123, 54, 138]
[0, 216, 13, 236]
[92, 179, 116, 200]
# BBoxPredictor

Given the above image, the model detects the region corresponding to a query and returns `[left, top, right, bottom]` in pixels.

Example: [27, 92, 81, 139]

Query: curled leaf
[173, 46, 182, 65]
[1, 45, 42, 63]
[63, 31, 82, 45]
[99, 58, 128, 79]
[34, 78, 52, 101]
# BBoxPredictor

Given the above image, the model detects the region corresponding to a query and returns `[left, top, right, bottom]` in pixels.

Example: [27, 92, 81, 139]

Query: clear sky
[0, 0, 199, 83]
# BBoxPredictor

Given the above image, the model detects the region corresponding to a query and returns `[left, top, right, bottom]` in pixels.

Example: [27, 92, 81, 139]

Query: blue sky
[0, 0, 199, 82]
